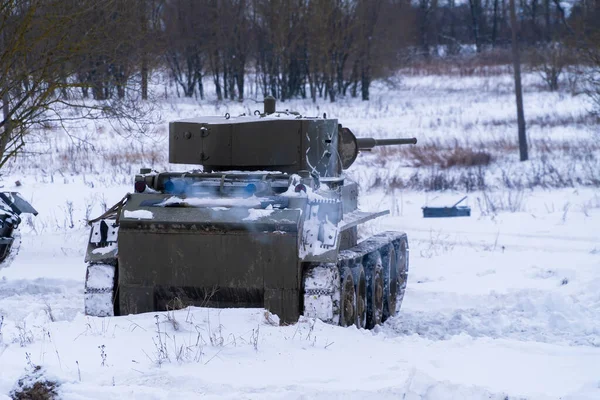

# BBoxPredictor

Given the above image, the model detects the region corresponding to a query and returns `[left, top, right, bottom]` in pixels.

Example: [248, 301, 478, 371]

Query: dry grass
[375, 137, 600, 168]
[56, 146, 165, 173]
[11, 366, 58, 400]
[102, 148, 165, 167]
[378, 143, 493, 169]
[401, 49, 514, 77]
[481, 113, 599, 129]
[364, 136, 600, 192]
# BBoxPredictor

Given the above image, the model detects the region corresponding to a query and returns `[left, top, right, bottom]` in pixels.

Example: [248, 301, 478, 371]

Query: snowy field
[0, 71, 599, 399]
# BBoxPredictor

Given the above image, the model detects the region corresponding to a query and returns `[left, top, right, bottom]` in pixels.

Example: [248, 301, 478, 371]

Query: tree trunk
[327, 79, 336, 102]
[214, 71, 222, 101]
[544, 0, 551, 41]
[510, 0, 528, 161]
[141, 59, 148, 100]
[0, 93, 12, 163]
[361, 61, 370, 101]
[307, 68, 316, 102]
[469, 0, 482, 52]
[223, 65, 229, 99]
[420, 0, 431, 57]
[491, 0, 499, 47]
[197, 70, 204, 100]
[140, 0, 148, 100]
[236, 69, 245, 101]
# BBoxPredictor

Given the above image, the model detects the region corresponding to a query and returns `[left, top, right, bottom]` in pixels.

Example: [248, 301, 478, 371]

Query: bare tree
[162, 0, 205, 98]
[0, 0, 155, 169]
[530, 42, 570, 91]
[468, 0, 485, 52]
[553, 0, 600, 115]
[417, 0, 438, 57]
[355, 0, 384, 100]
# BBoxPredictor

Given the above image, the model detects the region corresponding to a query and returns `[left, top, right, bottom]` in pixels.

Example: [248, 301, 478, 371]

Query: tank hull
[118, 228, 302, 323]
[111, 192, 303, 322]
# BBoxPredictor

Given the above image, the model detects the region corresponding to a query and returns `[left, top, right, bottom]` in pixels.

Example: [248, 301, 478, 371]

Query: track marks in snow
[386, 289, 600, 347]
[0, 278, 77, 300]
[60, 375, 517, 400]
[0, 277, 83, 323]
[57, 358, 520, 400]
[379, 202, 600, 350]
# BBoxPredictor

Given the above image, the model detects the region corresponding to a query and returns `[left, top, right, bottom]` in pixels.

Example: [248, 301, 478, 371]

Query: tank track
[84, 263, 117, 317]
[83, 225, 408, 327]
[303, 231, 408, 329]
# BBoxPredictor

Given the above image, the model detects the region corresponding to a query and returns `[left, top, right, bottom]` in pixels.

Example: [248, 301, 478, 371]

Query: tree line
[2, 0, 597, 168]
[155, 0, 600, 102]
[2, 0, 598, 104]
[1, 0, 599, 168]
[140, 0, 600, 102]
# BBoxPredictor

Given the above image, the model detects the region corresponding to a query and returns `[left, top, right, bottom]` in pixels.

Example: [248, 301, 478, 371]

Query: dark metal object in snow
[84, 97, 417, 329]
[422, 196, 471, 218]
[0, 191, 38, 267]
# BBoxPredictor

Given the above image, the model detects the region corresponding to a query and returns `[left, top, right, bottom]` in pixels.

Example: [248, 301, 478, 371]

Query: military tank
[0, 191, 38, 269]
[84, 97, 416, 329]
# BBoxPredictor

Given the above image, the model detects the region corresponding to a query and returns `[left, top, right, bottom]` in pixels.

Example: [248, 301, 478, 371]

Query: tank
[84, 97, 417, 329]
[0, 191, 38, 269]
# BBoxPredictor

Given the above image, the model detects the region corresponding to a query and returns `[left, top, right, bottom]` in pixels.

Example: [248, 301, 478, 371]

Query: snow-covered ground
[0, 71, 599, 399]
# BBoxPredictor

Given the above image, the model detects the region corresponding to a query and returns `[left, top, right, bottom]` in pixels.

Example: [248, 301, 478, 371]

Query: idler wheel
[338, 266, 356, 327]
[351, 263, 367, 329]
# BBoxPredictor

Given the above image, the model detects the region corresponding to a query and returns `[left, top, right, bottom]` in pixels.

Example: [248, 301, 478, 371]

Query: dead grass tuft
[401, 49, 514, 77]
[377, 141, 493, 169]
[481, 113, 598, 129]
[375, 136, 599, 170]
[363, 136, 600, 192]
[102, 148, 165, 166]
[11, 366, 58, 400]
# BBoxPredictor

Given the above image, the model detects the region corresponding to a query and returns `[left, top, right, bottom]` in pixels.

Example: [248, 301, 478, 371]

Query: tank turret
[168, 98, 416, 175]
[83, 98, 416, 330]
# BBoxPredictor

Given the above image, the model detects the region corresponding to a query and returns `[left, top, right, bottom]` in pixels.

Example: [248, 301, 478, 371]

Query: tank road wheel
[338, 267, 356, 327]
[84, 263, 118, 317]
[396, 237, 409, 312]
[351, 264, 367, 329]
[382, 244, 398, 322]
[364, 252, 384, 329]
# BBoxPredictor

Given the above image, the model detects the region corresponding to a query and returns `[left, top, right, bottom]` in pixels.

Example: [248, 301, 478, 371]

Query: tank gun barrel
[338, 127, 418, 170]
[356, 137, 417, 151]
